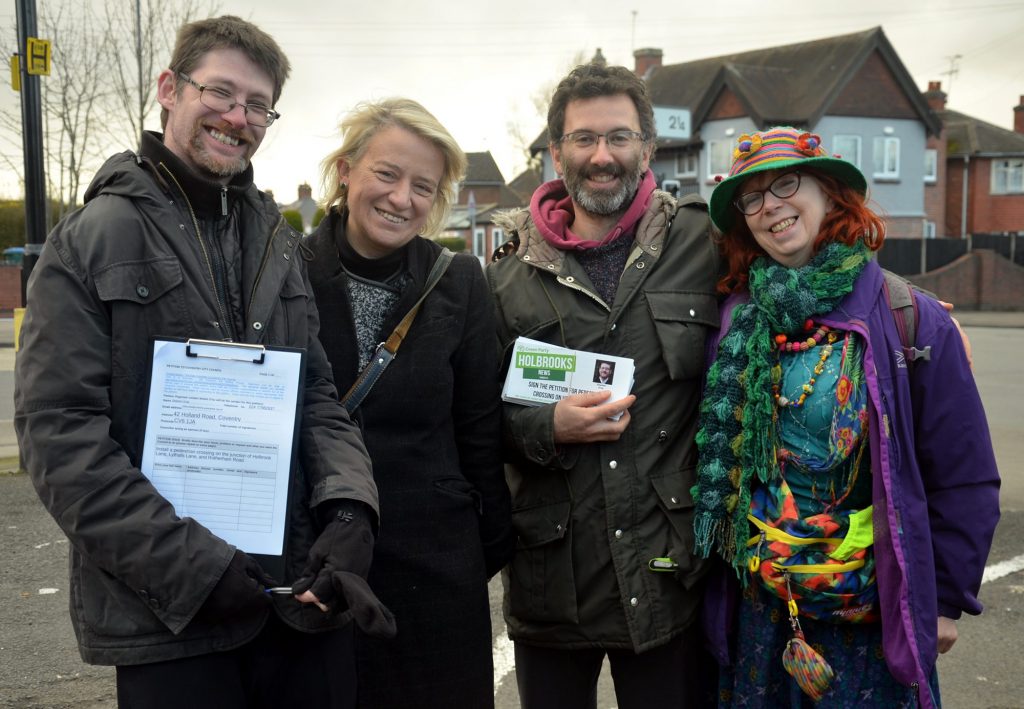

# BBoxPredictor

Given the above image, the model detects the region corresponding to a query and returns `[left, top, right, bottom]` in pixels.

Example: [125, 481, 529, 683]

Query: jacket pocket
[646, 291, 718, 380]
[94, 257, 184, 304]
[435, 476, 483, 514]
[507, 500, 579, 623]
[649, 467, 705, 587]
[93, 258, 187, 378]
[73, 549, 170, 640]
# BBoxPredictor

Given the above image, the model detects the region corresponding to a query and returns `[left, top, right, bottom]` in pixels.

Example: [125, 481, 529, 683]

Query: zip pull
[749, 529, 766, 572]
[221, 186, 228, 216]
[784, 571, 799, 618]
[648, 557, 679, 572]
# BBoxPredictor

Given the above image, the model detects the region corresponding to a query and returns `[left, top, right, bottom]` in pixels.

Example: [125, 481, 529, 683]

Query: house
[529, 28, 943, 238]
[642, 27, 942, 238]
[444, 151, 527, 260]
[925, 84, 1024, 237]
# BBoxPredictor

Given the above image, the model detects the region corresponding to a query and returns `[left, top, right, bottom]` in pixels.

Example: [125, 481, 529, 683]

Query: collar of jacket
[138, 130, 253, 218]
[495, 190, 677, 274]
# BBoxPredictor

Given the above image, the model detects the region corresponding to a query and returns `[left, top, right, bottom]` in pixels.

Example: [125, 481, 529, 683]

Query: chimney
[1015, 95, 1024, 134]
[590, 48, 607, 67]
[924, 80, 946, 112]
[633, 48, 663, 79]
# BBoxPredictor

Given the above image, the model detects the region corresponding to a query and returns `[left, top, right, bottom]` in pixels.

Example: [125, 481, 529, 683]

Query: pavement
[0, 309, 1021, 468]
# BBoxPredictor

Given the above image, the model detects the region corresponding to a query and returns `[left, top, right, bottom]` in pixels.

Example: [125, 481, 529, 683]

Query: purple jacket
[702, 261, 1000, 708]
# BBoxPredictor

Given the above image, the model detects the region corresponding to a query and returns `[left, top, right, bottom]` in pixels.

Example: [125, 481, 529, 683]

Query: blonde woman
[305, 98, 513, 708]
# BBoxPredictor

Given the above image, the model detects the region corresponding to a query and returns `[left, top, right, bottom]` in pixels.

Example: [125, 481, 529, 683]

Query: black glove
[292, 501, 396, 639]
[195, 550, 274, 624]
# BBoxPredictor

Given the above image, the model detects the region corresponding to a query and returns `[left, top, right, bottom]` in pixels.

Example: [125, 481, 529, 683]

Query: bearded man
[487, 63, 720, 708]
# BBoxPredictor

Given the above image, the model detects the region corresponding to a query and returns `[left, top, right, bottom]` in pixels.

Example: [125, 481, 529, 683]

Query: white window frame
[923, 220, 936, 238]
[675, 152, 698, 178]
[924, 149, 938, 184]
[706, 140, 732, 181]
[991, 158, 1024, 194]
[833, 135, 861, 169]
[872, 137, 901, 179]
[473, 228, 486, 258]
[492, 227, 504, 252]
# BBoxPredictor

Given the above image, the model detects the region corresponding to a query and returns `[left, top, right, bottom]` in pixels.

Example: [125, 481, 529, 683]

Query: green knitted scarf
[692, 241, 870, 570]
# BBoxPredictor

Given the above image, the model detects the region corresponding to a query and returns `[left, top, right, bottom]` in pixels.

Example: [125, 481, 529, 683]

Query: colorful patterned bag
[746, 476, 878, 623]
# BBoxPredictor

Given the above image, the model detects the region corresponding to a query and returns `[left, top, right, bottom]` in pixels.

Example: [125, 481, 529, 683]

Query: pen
[265, 586, 294, 595]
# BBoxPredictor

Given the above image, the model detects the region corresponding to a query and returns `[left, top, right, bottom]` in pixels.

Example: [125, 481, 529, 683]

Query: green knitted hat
[708, 127, 867, 233]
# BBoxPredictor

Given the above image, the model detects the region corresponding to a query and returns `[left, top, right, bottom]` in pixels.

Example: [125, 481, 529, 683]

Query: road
[1, 326, 1022, 708]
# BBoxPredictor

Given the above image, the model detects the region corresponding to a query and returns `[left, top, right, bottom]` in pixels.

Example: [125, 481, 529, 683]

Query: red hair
[716, 168, 886, 294]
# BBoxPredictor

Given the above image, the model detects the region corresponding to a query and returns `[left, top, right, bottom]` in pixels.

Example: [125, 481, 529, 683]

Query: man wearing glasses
[15, 16, 388, 708]
[487, 63, 719, 707]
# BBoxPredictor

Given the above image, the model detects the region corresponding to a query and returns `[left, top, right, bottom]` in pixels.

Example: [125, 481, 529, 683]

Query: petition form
[139, 339, 304, 556]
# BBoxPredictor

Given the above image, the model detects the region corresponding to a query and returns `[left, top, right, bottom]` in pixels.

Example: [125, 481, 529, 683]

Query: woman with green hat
[693, 126, 999, 707]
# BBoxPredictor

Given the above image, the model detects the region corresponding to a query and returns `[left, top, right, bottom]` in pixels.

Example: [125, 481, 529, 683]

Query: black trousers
[116, 613, 356, 709]
[514, 624, 707, 709]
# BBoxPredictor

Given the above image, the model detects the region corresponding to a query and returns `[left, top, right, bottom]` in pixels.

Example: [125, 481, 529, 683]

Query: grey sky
[2, 0, 1022, 202]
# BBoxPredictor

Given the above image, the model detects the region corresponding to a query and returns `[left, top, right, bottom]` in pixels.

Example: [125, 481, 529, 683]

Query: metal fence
[876, 233, 1023, 276]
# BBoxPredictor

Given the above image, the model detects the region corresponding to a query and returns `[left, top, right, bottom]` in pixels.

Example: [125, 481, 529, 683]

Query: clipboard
[140, 338, 307, 580]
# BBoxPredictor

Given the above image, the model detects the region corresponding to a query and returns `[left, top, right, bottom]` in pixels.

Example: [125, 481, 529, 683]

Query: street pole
[15, 0, 47, 304]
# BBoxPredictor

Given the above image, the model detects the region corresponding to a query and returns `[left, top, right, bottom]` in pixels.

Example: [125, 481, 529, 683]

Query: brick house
[444, 152, 526, 261]
[925, 84, 1024, 237]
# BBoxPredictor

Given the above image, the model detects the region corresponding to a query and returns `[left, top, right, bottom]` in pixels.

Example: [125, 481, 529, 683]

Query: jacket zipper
[160, 164, 234, 341]
[246, 216, 285, 329]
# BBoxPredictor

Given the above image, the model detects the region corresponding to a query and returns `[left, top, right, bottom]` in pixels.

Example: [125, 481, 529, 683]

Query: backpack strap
[881, 270, 931, 369]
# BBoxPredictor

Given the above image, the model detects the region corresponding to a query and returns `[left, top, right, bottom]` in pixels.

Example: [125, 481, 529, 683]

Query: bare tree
[103, 0, 218, 143]
[39, 1, 109, 219]
[0, 0, 216, 205]
[506, 50, 588, 177]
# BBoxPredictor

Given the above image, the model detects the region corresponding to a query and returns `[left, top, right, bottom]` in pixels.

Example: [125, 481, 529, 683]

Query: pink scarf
[529, 170, 657, 251]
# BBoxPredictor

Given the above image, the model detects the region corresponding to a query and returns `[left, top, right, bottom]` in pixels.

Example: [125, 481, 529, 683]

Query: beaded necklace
[771, 322, 839, 408]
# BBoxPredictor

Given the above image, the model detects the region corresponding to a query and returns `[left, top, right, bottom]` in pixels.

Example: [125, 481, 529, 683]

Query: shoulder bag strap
[340, 248, 455, 412]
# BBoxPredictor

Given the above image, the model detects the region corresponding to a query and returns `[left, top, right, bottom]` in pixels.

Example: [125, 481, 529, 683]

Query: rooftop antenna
[941, 54, 962, 99]
[631, 10, 637, 53]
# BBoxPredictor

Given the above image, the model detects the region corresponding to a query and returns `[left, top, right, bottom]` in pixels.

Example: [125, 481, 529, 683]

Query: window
[675, 152, 698, 178]
[923, 220, 936, 238]
[924, 149, 938, 184]
[872, 137, 900, 179]
[473, 228, 486, 258]
[707, 140, 732, 180]
[991, 159, 1024, 194]
[492, 228, 505, 251]
[833, 135, 861, 168]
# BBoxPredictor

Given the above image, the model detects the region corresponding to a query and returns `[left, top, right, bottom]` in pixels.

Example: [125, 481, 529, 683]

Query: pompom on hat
[708, 127, 867, 232]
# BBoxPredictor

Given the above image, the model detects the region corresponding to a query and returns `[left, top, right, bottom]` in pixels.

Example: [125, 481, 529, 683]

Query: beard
[186, 123, 252, 179]
[560, 154, 645, 217]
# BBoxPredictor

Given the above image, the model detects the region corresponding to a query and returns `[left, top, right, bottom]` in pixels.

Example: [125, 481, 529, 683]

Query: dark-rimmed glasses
[559, 130, 644, 150]
[734, 172, 802, 215]
[178, 73, 280, 128]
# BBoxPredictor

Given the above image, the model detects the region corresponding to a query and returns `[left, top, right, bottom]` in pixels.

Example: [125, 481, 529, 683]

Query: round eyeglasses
[733, 172, 802, 216]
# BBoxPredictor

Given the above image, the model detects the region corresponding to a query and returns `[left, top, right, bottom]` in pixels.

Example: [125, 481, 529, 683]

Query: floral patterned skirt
[717, 583, 940, 708]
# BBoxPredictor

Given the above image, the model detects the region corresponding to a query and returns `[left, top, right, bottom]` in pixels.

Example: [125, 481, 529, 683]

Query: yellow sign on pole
[26, 37, 51, 76]
[10, 55, 19, 91]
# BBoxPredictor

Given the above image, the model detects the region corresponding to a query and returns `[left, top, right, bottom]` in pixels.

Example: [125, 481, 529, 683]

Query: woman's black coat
[306, 212, 514, 708]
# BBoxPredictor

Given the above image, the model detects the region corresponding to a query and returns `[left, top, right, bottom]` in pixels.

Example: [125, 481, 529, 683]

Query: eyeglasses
[178, 73, 280, 128]
[559, 130, 645, 150]
[733, 171, 802, 215]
